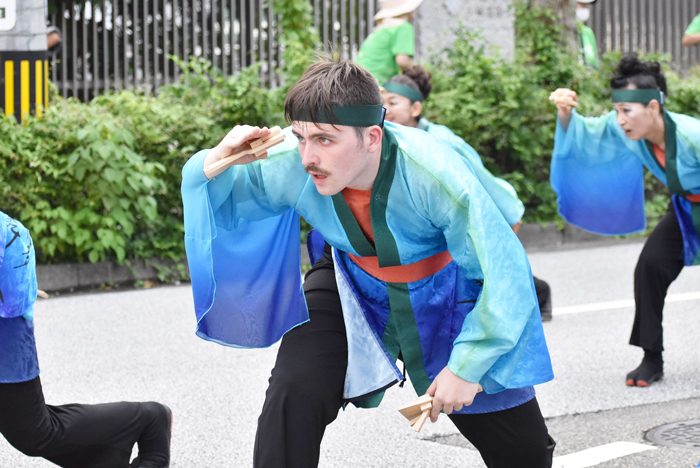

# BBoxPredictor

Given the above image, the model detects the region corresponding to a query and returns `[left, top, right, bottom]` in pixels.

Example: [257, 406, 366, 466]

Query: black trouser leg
[533, 276, 552, 318]
[0, 376, 168, 468]
[254, 253, 347, 468]
[631, 203, 685, 352]
[448, 398, 555, 468]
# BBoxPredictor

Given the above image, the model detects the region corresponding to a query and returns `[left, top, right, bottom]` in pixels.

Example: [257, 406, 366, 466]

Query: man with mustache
[182, 57, 556, 468]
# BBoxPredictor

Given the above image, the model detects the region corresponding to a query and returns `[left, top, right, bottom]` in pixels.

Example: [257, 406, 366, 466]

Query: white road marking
[553, 291, 700, 316]
[552, 441, 657, 468]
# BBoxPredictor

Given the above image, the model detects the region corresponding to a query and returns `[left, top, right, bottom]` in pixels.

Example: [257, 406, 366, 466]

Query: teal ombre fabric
[552, 109, 646, 235]
[181, 130, 308, 349]
[418, 118, 525, 226]
[552, 110, 700, 264]
[182, 122, 553, 402]
[0, 211, 40, 383]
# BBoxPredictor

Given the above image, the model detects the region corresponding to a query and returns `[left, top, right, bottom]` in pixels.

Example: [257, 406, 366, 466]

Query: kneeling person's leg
[448, 397, 555, 468]
[0, 377, 171, 468]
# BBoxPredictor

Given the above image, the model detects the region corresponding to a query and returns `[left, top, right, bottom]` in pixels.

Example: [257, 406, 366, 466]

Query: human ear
[410, 101, 423, 119]
[366, 126, 383, 153]
[647, 99, 661, 116]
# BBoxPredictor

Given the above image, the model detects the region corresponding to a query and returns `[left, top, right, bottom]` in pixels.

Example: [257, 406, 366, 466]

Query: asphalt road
[2, 239, 700, 467]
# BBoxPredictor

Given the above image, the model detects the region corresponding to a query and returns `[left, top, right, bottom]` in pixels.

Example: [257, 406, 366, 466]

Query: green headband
[292, 103, 385, 127]
[612, 89, 664, 105]
[383, 82, 425, 102]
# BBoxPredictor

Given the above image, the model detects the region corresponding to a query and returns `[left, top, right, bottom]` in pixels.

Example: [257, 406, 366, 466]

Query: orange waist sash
[347, 250, 453, 283]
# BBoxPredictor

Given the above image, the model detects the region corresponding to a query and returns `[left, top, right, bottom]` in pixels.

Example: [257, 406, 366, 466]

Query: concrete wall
[414, 0, 515, 62]
[0, 0, 46, 51]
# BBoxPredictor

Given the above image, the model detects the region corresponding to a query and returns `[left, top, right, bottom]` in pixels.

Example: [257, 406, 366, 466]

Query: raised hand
[203, 125, 273, 179]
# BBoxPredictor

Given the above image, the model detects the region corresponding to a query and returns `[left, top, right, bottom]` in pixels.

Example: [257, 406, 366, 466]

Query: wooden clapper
[397, 394, 434, 433]
[203, 126, 286, 179]
[398, 386, 484, 433]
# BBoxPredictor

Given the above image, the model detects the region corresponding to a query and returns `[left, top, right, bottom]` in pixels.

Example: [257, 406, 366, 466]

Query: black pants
[631, 202, 685, 352]
[0, 376, 169, 468]
[533, 276, 552, 315]
[254, 246, 555, 468]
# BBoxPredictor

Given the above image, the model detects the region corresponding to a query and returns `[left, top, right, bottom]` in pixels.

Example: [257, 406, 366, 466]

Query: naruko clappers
[203, 126, 286, 179]
[398, 385, 484, 433]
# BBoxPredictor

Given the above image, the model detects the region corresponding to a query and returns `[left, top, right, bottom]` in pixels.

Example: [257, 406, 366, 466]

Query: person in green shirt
[682, 13, 700, 47]
[356, 0, 423, 83]
[577, 0, 599, 69]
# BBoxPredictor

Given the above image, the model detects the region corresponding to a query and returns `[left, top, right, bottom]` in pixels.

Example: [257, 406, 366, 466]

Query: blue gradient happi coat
[552, 109, 700, 265]
[182, 122, 553, 412]
[418, 118, 525, 227]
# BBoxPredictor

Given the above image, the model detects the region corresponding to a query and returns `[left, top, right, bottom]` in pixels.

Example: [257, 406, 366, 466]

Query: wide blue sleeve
[551, 110, 647, 235]
[181, 148, 308, 349]
[0, 211, 37, 321]
[429, 123, 525, 226]
[407, 147, 552, 391]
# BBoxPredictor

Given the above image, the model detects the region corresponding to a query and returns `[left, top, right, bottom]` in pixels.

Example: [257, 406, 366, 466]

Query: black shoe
[626, 352, 663, 387]
[130, 403, 172, 468]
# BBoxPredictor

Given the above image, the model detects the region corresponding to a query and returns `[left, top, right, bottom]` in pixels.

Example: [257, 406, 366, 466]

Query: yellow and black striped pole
[1, 51, 48, 122]
[1, 0, 49, 123]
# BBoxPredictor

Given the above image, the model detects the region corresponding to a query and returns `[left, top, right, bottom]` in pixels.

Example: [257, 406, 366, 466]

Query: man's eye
[319, 137, 329, 143]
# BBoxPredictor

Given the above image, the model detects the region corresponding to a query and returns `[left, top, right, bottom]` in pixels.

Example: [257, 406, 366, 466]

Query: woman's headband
[612, 89, 664, 105]
[383, 82, 425, 102]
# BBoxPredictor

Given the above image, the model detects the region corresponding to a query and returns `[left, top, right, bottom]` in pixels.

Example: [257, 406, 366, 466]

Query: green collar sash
[383, 82, 425, 102]
[612, 89, 664, 106]
[643, 111, 689, 196]
[331, 128, 402, 267]
[330, 128, 432, 397]
[293, 104, 385, 127]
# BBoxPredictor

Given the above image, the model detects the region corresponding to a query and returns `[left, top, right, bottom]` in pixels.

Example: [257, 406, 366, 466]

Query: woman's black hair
[610, 53, 668, 96]
[386, 65, 433, 102]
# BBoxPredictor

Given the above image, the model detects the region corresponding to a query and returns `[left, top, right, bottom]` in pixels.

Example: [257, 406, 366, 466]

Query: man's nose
[300, 143, 319, 166]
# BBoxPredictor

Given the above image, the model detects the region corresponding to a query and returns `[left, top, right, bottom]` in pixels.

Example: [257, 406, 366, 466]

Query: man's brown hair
[284, 56, 382, 131]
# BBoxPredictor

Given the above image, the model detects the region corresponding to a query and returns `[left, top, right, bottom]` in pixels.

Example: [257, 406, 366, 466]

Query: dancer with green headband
[382, 66, 554, 322]
[550, 54, 700, 387]
[182, 57, 555, 467]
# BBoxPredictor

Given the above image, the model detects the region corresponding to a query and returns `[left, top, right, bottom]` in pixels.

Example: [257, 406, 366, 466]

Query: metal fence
[589, 0, 700, 71]
[48, 0, 377, 99]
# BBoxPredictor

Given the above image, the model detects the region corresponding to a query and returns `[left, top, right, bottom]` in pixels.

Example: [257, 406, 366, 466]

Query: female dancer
[549, 54, 700, 386]
[381, 65, 553, 321]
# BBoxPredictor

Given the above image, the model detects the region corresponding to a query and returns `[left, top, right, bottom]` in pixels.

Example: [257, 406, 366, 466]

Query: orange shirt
[341, 188, 453, 283]
[652, 144, 700, 203]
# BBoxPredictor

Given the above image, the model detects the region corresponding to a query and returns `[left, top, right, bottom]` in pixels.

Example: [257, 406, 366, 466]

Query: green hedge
[4, 2, 700, 269]
[425, 4, 700, 227]
[1, 63, 283, 270]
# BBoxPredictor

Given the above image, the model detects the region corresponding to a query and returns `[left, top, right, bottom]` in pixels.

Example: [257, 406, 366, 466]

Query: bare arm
[395, 54, 413, 70]
[683, 33, 700, 47]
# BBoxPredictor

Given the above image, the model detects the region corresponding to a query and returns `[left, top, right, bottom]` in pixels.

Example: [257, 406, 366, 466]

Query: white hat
[374, 0, 424, 21]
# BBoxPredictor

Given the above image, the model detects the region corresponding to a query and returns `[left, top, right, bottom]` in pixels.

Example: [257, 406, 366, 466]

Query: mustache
[305, 164, 331, 176]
